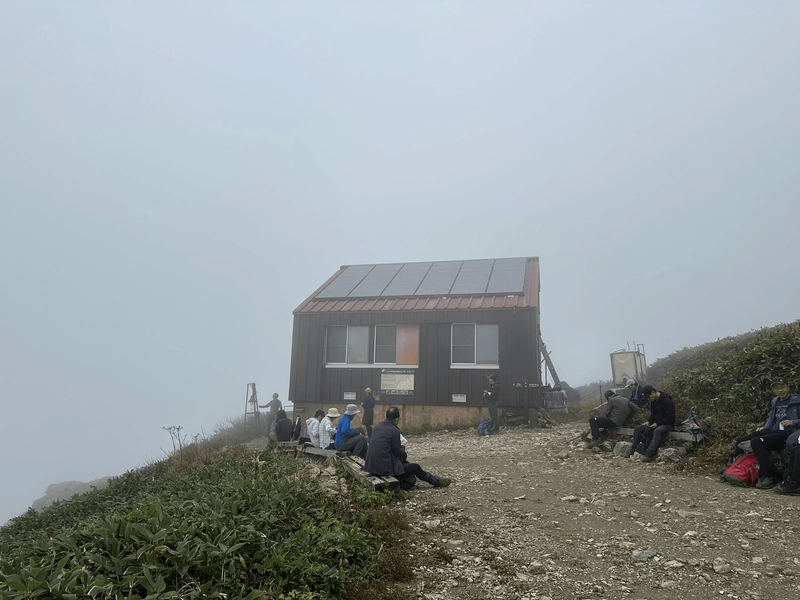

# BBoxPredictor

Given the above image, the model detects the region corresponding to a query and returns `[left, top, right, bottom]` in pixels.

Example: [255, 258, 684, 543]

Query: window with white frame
[325, 325, 369, 364]
[451, 323, 499, 366]
[325, 324, 419, 366]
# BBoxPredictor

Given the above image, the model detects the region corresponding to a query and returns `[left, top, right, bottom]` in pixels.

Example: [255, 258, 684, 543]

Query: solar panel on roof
[486, 257, 527, 294]
[450, 259, 494, 295]
[415, 261, 462, 296]
[382, 262, 432, 296]
[349, 263, 403, 297]
[313, 258, 531, 299]
[316, 265, 375, 298]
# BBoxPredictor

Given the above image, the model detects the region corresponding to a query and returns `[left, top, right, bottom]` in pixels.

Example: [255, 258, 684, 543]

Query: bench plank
[613, 427, 696, 442]
[340, 456, 399, 491]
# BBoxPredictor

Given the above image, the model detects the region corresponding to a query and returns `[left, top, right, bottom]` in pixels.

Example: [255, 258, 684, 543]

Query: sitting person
[319, 407, 339, 449]
[274, 409, 293, 442]
[364, 406, 451, 489]
[334, 404, 369, 459]
[626, 379, 648, 408]
[587, 389, 639, 448]
[732, 377, 800, 489]
[627, 385, 675, 462]
[305, 410, 325, 448]
[775, 429, 800, 496]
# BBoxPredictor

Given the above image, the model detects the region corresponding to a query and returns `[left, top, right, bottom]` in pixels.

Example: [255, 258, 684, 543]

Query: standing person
[274, 409, 293, 442]
[335, 404, 369, 458]
[319, 408, 339, 449]
[361, 388, 376, 438]
[259, 393, 283, 439]
[626, 379, 647, 408]
[587, 390, 639, 448]
[731, 377, 800, 489]
[628, 385, 675, 462]
[483, 374, 500, 434]
[364, 407, 451, 489]
[306, 410, 325, 448]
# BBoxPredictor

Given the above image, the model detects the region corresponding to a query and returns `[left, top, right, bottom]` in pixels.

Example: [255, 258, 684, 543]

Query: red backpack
[722, 453, 759, 487]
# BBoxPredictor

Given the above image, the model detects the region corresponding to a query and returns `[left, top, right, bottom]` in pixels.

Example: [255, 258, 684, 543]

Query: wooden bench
[293, 445, 399, 491]
[339, 456, 400, 492]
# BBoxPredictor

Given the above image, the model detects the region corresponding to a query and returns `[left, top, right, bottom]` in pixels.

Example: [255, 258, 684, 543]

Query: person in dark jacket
[361, 387, 376, 438]
[363, 407, 451, 489]
[587, 390, 639, 448]
[626, 379, 648, 408]
[483, 374, 500, 434]
[733, 377, 800, 489]
[627, 385, 675, 461]
[274, 409, 293, 442]
[775, 429, 800, 495]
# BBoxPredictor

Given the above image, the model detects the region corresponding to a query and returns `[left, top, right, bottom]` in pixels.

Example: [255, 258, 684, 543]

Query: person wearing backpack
[587, 389, 639, 448]
[626, 385, 675, 462]
[732, 377, 800, 489]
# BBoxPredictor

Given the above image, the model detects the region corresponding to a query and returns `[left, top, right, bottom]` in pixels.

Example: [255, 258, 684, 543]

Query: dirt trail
[394, 423, 800, 600]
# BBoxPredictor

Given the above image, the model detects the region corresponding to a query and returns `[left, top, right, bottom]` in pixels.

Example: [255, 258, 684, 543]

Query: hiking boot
[640, 455, 655, 463]
[756, 476, 775, 489]
[774, 482, 800, 495]
[437, 477, 452, 488]
[587, 438, 602, 449]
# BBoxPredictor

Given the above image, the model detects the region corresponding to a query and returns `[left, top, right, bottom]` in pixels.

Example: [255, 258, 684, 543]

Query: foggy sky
[2, 2, 799, 523]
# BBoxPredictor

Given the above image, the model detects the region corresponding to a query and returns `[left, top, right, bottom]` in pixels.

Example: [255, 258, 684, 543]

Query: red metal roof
[294, 257, 539, 314]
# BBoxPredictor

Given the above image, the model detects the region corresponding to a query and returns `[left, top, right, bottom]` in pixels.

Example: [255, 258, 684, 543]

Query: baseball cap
[770, 377, 788, 388]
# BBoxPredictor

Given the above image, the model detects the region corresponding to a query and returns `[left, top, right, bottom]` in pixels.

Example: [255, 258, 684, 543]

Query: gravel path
[393, 423, 800, 600]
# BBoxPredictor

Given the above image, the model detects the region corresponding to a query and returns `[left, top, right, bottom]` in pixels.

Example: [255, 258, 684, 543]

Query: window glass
[375, 325, 397, 364]
[452, 324, 476, 364]
[347, 326, 369, 363]
[476, 324, 499, 363]
[326, 326, 347, 363]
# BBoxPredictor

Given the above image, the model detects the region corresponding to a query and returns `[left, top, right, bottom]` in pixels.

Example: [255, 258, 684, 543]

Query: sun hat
[344, 403, 360, 416]
[326, 408, 341, 418]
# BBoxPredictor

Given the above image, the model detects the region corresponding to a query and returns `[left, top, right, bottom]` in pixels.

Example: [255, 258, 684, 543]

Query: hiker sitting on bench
[587, 389, 639, 448]
[627, 385, 675, 462]
[363, 406, 451, 489]
[731, 377, 800, 490]
[334, 404, 369, 459]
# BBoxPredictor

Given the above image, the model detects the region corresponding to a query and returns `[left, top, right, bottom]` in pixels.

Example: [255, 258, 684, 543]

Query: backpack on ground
[722, 453, 759, 487]
[477, 418, 494, 436]
[682, 406, 704, 443]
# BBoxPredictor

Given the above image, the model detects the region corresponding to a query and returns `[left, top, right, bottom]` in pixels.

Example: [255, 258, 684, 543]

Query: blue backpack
[477, 418, 494, 436]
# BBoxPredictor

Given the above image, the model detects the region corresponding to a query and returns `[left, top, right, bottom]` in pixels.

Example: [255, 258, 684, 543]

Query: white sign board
[452, 394, 467, 403]
[343, 392, 356, 401]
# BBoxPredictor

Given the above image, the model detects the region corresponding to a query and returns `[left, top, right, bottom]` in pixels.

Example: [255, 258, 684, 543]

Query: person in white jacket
[305, 410, 324, 448]
[319, 407, 340, 449]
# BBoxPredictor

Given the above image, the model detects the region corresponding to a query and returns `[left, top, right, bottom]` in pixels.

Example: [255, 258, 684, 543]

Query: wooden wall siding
[288, 307, 541, 410]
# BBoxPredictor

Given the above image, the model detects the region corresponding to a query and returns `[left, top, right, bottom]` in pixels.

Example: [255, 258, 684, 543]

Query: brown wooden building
[288, 257, 543, 429]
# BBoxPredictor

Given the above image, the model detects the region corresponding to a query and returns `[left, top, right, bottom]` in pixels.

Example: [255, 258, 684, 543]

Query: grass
[0, 420, 414, 599]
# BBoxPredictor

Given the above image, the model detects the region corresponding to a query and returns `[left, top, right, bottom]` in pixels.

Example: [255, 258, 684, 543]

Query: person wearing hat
[319, 407, 340, 449]
[334, 403, 369, 458]
[731, 377, 800, 489]
[483, 374, 500, 434]
[364, 406, 451, 489]
[627, 385, 675, 462]
[587, 389, 640, 448]
[626, 379, 647, 408]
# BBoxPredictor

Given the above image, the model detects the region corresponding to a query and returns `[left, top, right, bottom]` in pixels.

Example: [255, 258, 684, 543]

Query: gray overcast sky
[2, 2, 798, 523]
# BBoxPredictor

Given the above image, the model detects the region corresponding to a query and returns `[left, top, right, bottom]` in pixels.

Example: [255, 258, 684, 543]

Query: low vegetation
[0, 420, 411, 599]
